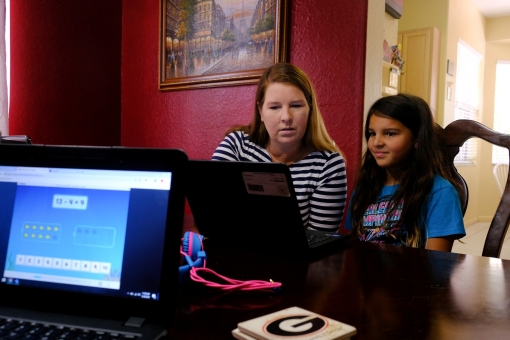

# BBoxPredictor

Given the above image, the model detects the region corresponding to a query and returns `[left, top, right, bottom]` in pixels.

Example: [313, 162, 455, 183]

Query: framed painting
[159, 0, 289, 91]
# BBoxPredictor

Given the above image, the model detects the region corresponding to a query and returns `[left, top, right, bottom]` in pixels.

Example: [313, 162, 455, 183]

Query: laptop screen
[0, 165, 171, 301]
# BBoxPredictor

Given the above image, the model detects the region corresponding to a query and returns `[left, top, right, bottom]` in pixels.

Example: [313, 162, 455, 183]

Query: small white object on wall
[447, 59, 455, 76]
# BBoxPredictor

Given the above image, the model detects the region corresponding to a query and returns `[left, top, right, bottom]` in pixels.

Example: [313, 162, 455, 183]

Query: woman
[212, 63, 347, 232]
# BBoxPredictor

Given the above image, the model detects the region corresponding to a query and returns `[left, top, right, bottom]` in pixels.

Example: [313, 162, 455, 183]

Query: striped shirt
[212, 131, 348, 231]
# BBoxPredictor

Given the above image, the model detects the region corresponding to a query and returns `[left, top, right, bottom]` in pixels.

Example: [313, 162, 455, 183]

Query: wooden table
[170, 233, 510, 339]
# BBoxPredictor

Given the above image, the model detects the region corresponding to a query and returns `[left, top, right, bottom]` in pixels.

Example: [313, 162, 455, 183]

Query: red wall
[10, 0, 367, 223]
[9, 1, 122, 146]
[121, 0, 367, 192]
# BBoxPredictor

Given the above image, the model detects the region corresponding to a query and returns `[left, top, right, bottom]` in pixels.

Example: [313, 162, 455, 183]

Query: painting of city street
[159, 0, 288, 91]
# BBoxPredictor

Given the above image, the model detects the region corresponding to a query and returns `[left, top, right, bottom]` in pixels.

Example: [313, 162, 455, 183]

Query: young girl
[344, 94, 465, 251]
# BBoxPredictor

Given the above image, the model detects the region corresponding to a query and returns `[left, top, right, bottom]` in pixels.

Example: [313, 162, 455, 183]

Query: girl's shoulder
[432, 175, 453, 187]
[431, 175, 457, 193]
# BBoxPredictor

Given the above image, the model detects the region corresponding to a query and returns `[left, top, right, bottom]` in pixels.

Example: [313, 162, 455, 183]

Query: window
[492, 61, 510, 164]
[454, 39, 483, 164]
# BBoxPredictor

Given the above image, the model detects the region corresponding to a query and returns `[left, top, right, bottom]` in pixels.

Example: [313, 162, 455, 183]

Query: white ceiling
[471, 0, 510, 18]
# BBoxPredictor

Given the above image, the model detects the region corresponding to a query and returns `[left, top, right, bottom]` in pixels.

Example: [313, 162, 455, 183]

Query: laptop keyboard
[306, 234, 331, 245]
[0, 318, 139, 340]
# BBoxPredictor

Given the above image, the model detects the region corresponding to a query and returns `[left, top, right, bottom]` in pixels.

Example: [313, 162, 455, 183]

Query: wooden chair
[439, 119, 510, 258]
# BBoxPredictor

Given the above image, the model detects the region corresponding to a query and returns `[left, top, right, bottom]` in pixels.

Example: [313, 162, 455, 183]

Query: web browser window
[0, 166, 172, 300]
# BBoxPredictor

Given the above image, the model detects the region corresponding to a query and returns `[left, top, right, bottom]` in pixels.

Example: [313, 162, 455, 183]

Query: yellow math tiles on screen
[22, 222, 61, 243]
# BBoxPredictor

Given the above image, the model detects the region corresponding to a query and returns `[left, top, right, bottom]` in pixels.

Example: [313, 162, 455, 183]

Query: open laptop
[0, 144, 188, 340]
[186, 160, 350, 259]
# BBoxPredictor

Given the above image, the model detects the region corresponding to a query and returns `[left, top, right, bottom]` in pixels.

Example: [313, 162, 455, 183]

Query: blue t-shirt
[344, 176, 465, 247]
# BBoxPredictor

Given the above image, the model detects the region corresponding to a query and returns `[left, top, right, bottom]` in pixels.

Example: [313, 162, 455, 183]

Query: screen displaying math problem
[0, 165, 172, 298]
[6, 186, 129, 290]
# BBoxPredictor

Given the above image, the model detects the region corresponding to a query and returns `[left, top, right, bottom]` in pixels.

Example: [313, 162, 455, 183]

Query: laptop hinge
[125, 317, 145, 328]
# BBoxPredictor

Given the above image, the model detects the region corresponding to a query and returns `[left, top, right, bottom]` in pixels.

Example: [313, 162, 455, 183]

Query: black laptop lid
[186, 160, 309, 256]
[0, 144, 187, 326]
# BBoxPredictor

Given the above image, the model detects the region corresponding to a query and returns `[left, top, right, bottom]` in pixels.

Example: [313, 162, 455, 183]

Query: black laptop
[186, 160, 349, 259]
[0, 144, 188, 340]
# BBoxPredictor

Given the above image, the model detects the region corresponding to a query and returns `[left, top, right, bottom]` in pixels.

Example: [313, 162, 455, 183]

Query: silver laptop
[0, 144, 187, 340]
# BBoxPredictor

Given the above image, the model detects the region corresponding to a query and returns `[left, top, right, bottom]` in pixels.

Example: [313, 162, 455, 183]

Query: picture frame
[385, 0, 403, 19]
[159, 0, 289, 91]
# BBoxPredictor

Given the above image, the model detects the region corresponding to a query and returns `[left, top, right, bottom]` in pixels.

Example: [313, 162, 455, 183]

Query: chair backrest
[438, 119, 510, 258]
[493, 163, 509, 195]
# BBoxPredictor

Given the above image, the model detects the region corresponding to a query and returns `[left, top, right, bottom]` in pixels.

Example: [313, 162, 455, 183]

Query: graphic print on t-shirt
[360, 194, 407, 245]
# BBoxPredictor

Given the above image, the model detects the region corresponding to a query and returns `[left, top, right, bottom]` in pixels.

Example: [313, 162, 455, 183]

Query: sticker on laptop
[242, 172, 290, 197]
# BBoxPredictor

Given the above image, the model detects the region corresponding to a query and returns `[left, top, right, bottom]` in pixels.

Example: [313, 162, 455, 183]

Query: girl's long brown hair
[350, 94, 459, 247]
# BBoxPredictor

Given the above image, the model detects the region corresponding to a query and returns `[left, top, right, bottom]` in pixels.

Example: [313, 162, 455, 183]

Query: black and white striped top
[212, 131, 348, 232]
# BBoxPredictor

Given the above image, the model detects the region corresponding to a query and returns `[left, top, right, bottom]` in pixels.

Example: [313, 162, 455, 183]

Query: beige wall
[366, 1, 510, 227]
[396, 0, 485, 224]
[444, 0, 487, 225]
[446, 11, 510, 225]
[486, 16, 510, 43]
[364, 1, 402, 151]
[444, 0, 486, 126]
[365, 0, 403, 122]
[478, 18, 510, 222]
[384, 12, 399, 46]
[365, 0, 386, 123]
[398, 0, 449, 122]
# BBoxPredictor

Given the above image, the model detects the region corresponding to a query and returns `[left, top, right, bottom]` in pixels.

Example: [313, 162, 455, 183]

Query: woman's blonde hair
[226, 63, 340, 153]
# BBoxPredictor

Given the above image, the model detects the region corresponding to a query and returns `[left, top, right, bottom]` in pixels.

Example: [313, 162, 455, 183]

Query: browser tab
[16, 167, 50, 174]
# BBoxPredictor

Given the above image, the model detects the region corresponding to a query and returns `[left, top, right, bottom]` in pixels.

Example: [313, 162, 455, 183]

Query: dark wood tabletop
[171, 223, 510, 339]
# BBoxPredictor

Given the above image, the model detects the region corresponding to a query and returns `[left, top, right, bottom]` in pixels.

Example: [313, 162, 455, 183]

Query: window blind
[454, 40, 482, 164]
